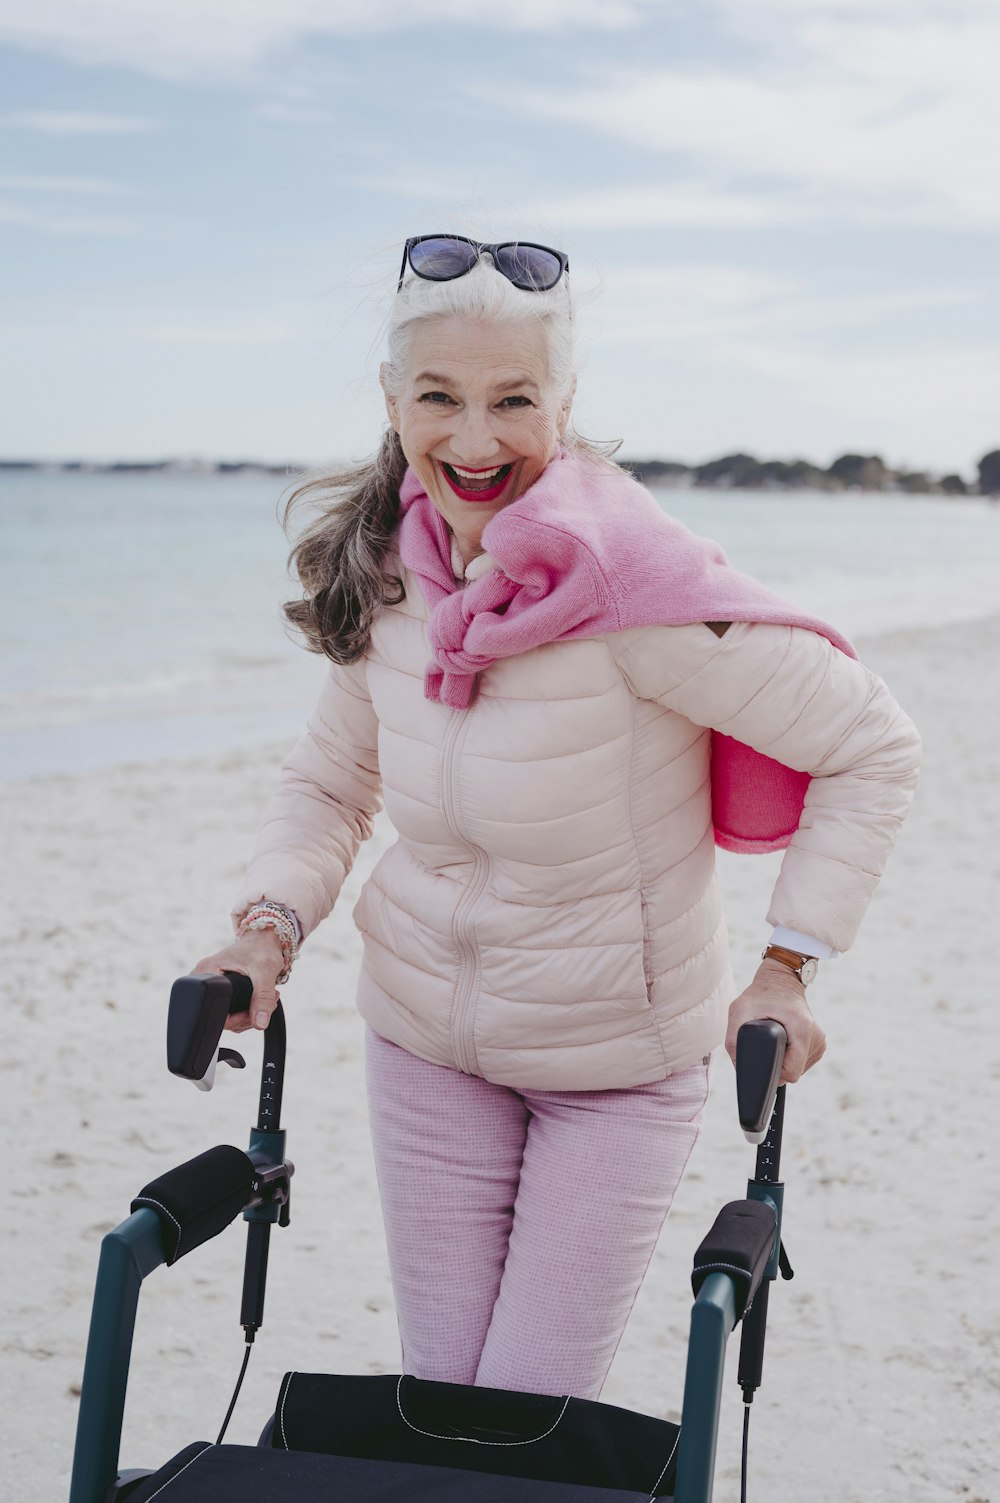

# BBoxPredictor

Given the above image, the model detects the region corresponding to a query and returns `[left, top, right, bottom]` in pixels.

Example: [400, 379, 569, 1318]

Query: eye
[500, 395, 533, 408]
[419, 390, 454, 405]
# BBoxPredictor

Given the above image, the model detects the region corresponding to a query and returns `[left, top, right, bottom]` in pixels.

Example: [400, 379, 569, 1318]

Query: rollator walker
[69, 973, 796, 1502]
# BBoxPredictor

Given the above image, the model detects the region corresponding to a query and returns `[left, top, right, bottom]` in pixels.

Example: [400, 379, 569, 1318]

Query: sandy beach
[4, 615, 997, 1502]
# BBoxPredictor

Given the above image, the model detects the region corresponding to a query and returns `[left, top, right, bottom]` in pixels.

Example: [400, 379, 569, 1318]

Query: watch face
[799, 957, 819, 985]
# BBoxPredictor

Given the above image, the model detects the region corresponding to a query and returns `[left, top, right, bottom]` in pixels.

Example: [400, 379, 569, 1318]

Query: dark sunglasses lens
[494, 244, 564, 290]
[408, 237, 478, 281]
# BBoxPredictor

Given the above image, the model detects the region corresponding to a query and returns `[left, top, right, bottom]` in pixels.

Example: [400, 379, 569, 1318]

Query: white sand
[4, 617, 998, 1502]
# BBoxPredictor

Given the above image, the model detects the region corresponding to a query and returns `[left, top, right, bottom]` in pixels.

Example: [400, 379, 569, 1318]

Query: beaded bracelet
[236, 901, 300, 985]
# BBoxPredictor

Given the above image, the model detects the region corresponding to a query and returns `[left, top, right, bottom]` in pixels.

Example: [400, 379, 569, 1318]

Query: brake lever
[736, 1019, 788, 1143]
[167, 971, 254, 1090]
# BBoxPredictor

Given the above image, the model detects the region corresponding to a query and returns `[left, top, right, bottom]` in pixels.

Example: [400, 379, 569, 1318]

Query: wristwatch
[761, 943, 819, 986]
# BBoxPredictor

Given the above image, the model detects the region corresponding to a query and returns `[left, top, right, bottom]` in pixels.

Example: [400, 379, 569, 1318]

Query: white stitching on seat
[647, 1426, 681, 1498]
[138, 1443, 212, 1500]
[694, 1261, 754, 1281]
[132, 1196, 182, 1261]
[278, 1371, 294, 1450]
[395, 1375, 571, 1447]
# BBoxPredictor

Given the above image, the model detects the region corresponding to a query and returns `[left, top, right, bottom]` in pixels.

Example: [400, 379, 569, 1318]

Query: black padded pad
[122, 1444, 654, 1501]
[691, 1199, 777, 1320]
[131, 1145, 255, 1264]
[271, 1372, 679, 1496]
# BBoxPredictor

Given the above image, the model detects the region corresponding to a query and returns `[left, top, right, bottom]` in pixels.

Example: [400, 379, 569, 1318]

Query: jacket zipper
[440, 705, 489, 1074]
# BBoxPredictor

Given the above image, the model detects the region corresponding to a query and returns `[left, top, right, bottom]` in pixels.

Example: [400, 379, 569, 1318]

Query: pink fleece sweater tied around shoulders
[397, 448, 857, 856]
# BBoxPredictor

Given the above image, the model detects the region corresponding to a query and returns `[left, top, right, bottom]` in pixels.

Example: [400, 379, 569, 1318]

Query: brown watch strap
[762, 943, 817, 973]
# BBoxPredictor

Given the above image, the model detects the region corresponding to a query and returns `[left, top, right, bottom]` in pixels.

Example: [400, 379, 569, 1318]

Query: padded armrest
[690, 1199, 776, 1321]
[131, 1145, 256, 1265]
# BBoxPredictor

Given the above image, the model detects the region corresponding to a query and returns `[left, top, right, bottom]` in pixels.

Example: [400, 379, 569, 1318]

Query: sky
[1, 0, 998, 475]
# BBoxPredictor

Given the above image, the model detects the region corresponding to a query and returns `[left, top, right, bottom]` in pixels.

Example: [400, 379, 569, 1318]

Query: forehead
[405, 315, 551, 389]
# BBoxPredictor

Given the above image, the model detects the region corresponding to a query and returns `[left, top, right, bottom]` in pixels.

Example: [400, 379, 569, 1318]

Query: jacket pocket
[640, 892, 653, 993]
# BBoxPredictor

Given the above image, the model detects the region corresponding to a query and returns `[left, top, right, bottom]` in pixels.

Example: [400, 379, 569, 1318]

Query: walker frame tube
[68, 1223, 744, 1503]
[674, 1271, 739, 1503]
[68, 1208, 167, 1503]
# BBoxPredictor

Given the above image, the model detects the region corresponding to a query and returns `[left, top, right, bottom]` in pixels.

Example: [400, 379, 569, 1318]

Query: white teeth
[448, 463, 508, 481]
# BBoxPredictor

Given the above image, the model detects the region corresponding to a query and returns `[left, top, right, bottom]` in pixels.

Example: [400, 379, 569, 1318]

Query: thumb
[249, 973, 280, 1031]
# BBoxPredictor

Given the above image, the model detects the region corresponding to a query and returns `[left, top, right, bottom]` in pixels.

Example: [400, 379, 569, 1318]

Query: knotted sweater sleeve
[609, 621, 921, 952]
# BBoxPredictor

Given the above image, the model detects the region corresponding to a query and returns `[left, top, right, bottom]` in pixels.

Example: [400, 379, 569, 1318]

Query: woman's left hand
[725, 959, 827, 1084]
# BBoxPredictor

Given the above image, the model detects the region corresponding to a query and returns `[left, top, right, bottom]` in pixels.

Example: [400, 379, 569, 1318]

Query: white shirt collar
[449, 533, 498, 583]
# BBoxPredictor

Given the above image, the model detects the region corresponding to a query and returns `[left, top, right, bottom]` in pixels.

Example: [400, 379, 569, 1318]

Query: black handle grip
[167, 971, 253, 1080]
[736, 1020, 787, 1143]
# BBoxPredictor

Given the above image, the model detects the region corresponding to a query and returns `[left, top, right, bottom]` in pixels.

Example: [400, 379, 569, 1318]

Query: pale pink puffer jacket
[234, 563, 921, 1090]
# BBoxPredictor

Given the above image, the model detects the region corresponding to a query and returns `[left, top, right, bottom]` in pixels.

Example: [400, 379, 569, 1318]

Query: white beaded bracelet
[237, 901, 301, 985]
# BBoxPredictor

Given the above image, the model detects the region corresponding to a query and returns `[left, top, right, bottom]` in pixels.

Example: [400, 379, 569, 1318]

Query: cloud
[0, 0, 662, 82]
[363, 172, 804, 229]
[0, 198, 136, 235]
[0, 174, 128, 193]
[253, 102, 337, 127]
[3, 111, 159, 135]
[583, 264, 977, 346]
[718, 0, 993, 19]
[715, 339, 1000, 440]
[518, 185, 806, 230]
[487, 11, 1000, 229]
[138, 317, 298, 344]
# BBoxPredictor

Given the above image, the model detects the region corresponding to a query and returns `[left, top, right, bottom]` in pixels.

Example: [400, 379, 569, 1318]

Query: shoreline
[5, 613, 999, 1497]
[2, 456, 995, 497]
[4, 613, 999, 788]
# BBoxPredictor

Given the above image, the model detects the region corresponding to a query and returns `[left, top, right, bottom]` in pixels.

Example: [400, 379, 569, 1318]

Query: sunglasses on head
[397, 235, 569, 294]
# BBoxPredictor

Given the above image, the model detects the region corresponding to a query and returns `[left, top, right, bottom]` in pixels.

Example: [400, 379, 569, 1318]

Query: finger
[803, 1027, 828, 1074]
[779, 1038, 807, 1083]
[192, 958, 227, 976]
[724, 1007, 748, 1066]
[250, 984, 279, 1031]
[780, 1017, 820, 1083]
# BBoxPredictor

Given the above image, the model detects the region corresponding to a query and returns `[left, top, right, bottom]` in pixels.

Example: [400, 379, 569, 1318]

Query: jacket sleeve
[609, 621, 921, 953]
[231, 656, 383, 940]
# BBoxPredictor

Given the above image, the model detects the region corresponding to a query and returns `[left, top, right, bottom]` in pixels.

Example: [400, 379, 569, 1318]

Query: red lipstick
[438, 461, 516, 503]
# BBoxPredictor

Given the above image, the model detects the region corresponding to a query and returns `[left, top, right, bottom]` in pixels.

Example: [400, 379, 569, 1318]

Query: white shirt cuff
[769, 926, 839, 960]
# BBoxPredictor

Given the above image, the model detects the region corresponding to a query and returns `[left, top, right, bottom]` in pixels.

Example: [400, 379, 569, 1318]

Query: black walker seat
[123, 1445, 655, 1502]
[69, 978, 792, 1503]
[124, 1372, 683, 1501]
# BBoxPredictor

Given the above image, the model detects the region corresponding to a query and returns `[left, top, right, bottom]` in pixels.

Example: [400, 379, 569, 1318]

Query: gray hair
[383, 257, 576, 404]
[284, 250, 616, 663]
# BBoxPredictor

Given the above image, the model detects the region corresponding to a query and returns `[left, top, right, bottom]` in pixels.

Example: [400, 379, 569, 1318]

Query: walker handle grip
[167, 971, 253, 1084]
[736, 1020, 787, 1144]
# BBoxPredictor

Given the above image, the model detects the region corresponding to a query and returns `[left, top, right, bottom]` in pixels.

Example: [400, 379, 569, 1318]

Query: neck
[452, 527, 486, 568]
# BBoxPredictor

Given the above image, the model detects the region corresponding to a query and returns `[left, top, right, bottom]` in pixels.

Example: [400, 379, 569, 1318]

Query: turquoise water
[2, 470, 997, 780]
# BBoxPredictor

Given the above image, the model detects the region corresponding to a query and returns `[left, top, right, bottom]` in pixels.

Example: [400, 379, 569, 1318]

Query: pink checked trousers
[365, 1027, 710, 1401]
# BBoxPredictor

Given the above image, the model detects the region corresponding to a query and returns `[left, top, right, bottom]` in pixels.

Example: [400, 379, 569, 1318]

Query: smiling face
[382, 314, 572, 565]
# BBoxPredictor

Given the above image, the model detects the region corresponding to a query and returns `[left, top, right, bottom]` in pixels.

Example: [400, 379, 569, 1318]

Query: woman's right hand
[190, 929, 286, 1033]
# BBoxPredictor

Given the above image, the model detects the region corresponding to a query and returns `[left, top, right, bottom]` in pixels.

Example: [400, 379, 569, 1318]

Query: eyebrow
[496, 375, 541, 393]
[413, 371, 541, 392]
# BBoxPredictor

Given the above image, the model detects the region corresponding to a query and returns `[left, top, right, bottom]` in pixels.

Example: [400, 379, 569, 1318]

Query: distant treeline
[0, 459, 296, 477]
[625, 448, 1000, 496]
[3, 448, 1000, 494]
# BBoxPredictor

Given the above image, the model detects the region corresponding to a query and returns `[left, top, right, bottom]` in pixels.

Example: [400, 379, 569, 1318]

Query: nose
[448, 405, 502, 464]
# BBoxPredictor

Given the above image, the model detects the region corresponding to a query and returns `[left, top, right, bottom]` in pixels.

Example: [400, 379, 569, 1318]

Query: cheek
[521, 410, 562, 459]
[397, 406, 442, 460]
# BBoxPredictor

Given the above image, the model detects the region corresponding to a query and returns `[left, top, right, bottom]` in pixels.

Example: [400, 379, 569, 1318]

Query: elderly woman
[195, 236, 920, 1402]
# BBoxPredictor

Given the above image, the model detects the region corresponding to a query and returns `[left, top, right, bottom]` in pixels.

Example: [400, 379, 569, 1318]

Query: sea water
[2, 470, 997, 781]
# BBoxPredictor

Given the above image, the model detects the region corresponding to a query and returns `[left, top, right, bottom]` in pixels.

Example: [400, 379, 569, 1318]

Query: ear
[380, 362, 400, 432]
[557, 376, 577, 440]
